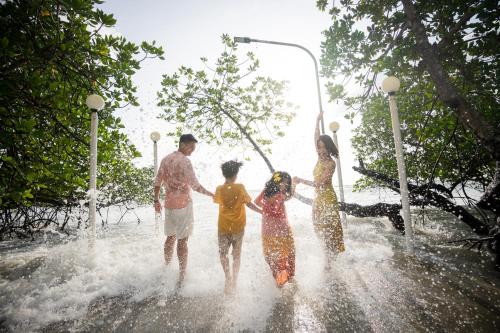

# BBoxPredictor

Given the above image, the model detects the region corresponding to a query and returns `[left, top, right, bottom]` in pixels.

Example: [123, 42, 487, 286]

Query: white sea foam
[0, 189, 492, 332]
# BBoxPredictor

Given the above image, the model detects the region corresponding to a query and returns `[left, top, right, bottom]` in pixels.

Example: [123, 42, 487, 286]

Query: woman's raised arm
[314, 111, 323, 153]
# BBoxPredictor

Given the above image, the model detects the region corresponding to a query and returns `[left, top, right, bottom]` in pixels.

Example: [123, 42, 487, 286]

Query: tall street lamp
[85, 94, 105, 248]
[150, 131, 161, 175]
[234, 36, 325, 134]
[150, 131, 161, 234]
[381, 76, 414, 251]
[329, 121, 347, 228]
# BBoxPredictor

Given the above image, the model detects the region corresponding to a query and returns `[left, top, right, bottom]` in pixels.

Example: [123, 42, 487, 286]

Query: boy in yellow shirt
[213, 160, 262, 294]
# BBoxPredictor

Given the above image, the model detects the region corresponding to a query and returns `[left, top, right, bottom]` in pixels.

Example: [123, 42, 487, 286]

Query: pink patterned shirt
[154, 151, 201, 209]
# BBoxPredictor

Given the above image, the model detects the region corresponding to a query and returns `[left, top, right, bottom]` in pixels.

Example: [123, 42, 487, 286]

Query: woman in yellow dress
[294, 111, 345, 266]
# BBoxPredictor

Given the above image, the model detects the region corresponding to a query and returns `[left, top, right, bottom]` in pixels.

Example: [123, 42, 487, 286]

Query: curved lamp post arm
[234, 37, 325, 134]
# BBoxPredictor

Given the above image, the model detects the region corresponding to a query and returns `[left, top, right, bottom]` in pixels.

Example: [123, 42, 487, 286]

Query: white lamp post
[150, 131, 161, 174]
[329, 121, 347, 228]
[381, 76, 414, 251]
[85, 94, 105, 248]
[150, 131, 161, 234]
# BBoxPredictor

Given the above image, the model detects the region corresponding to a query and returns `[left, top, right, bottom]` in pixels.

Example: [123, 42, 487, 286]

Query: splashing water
[0, 188, 499, 332]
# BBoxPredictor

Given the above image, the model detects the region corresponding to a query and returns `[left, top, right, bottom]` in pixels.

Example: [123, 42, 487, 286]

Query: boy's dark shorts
[218, 231, 244, 256]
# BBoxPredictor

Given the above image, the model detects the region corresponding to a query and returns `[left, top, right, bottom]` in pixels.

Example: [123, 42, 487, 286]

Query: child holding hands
[255, 171, 296, 288]
[213, 161, 262, 294]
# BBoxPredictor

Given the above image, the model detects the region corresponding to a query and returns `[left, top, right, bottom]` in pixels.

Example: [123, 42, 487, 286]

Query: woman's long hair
[318, 135, 339, 158]
[263, 171, 292, 199]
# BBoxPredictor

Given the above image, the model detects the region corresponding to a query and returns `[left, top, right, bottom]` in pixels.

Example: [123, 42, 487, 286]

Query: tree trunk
[353, 165, 490, 235]
[221, 108, 275, 173]
[341, 202, 405, 232]
[477, 161, 500, 215]
[293, 192, 405, 233]
[400, 0, 500, 160]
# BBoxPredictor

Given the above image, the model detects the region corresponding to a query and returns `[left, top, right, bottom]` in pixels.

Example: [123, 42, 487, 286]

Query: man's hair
[221, 160, 243, 179]
[179, 134, 198, 147]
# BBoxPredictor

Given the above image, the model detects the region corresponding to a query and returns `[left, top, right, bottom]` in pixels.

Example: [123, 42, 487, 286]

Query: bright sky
[98, 0, 361, 190]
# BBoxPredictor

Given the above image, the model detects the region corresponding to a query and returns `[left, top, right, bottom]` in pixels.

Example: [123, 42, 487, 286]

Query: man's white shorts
[164, 201, 194, 239]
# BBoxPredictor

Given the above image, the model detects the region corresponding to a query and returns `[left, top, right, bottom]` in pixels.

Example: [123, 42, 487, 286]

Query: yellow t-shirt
[214, 183, 252, 235]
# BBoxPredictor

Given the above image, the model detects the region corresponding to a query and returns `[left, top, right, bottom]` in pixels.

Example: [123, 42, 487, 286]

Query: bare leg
[220, 253, 231, 280]
[164, 235, 176, 265]
[231, 247, 241, 290]
[325, 253, 332, 271]
[220, 253, 232, 293]
[325, 244, 339, 271]
[176, 237, 189, 286]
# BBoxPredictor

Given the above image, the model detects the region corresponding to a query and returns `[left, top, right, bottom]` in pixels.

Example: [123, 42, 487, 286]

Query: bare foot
[231, 277, 238, 291]
[224, 277, 233, 295]
[175, 273, 185, 290]
[276, 270, 289, 288]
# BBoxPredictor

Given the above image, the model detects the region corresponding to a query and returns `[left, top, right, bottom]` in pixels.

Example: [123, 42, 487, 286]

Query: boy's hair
[221, 160, 243, 179]
[263, 171, 292, 198]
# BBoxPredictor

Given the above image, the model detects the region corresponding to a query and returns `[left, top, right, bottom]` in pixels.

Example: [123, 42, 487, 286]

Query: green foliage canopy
[318, 1, 499, 194]
[157, 34, 295, 171]
[0, 0, 164, 225]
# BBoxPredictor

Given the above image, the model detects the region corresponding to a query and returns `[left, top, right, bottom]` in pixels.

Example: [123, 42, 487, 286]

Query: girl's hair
[318, 134, 339, 158]
[263, 171, 292, 198]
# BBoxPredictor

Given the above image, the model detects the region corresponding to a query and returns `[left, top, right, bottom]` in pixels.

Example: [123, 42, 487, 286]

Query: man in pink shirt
[154, 134, 214, 287]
